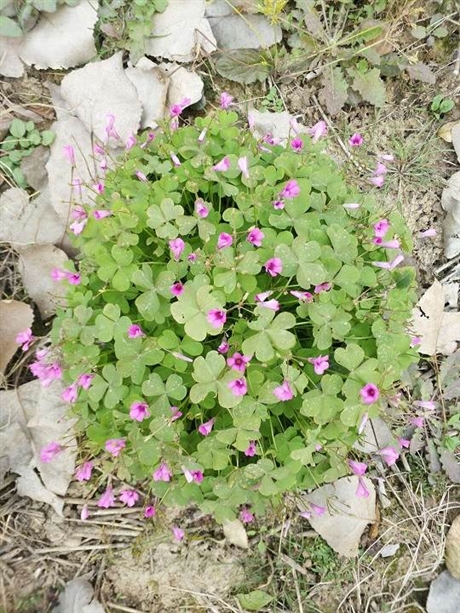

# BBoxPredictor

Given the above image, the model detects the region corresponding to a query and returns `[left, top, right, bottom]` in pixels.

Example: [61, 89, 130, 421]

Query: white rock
[125, 58, 170, 129]
[161, 63, 204, 108]
[249, 109, 307, 143]
[426, 571, 460, 613]
[0, 300, 34, 375]
[209, 14, 282, 50]
[19, 0, 98, 70]
[145, 0, 217, 62]
[60, 52, 142, 147]
[441, 171, 460, 259]
[0, 36, 25, 77]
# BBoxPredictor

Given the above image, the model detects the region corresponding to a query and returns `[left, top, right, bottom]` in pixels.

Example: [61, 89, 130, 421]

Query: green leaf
[242, 310, 296, 362]
[0, 15, 23, 37]
[349, 67, 386, 107]
[170, 277, 224, 341]
[10, 118, 26, 138]
[147, 198, 184, 238]
[334, 343, 365, 371]
[215, 50, 272, 84]
[237, 590, 273, 611]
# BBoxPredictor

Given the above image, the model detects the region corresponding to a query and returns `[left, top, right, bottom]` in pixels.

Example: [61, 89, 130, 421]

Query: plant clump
[47, 102, 419, 522]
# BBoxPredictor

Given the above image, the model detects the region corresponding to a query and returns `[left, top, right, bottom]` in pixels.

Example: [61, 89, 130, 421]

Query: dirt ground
[1, 3, 460, 613]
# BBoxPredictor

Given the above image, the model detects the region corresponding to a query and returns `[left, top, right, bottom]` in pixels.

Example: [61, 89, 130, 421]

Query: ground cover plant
[39, 102, 421, 524]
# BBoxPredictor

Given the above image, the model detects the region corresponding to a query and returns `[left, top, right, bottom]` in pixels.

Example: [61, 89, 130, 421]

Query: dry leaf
[145, 0, 217, 62]
[222, 519, 249, 549]
[446, 514, 460, 580]
[411, 280, 460, 355]
[406, 62, 436, 84]
[318, 66, 349, 116]
[0, 379, 76, 515]
[452, 122, 460, 163]
[426, 570, 460, 613]
[209, 14, 282, 50]
[60, 52, 142, 147]
[353, 417, 394, 453]
[53, 575, 104, 613]
[0, 35, 25, 77]
[0, 187, 65, 248]
[20, 145, 50, 191]
[437, 120, 460, 143]
[300, 476, 377, 557]
[440, 450, 460, 484]
[19, 0, 98, 70]
[0, 300, 34, 374]
[18, 245, 68, 318]
[125, 58, 170, 129]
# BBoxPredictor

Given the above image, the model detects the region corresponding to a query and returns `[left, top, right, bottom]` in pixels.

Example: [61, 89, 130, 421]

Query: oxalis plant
[34, 96, 420, 527]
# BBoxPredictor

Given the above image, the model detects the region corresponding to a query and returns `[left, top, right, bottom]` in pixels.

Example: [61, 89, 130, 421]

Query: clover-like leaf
[275, 237, 325, 288]
[190, 351, 242, 409]
[242, 310, 296, 362]
[334, 343, 365, 371]
[147, 197, 184, 239]
[132, 264, 175, 321]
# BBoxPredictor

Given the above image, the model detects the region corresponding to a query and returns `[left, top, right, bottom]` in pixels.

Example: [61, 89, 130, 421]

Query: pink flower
[105, 114, 119, 140]
[66, 273, 81, 285]
[94, 143, 105, 156]
[93, 210, 112, 220]
[410, 336, 421, 347]
[290, 290, 313, 303]
[78, 374, 94, 390]
[93, 182, 105, 194]
[378, 446, 400, 466]
[245, 441, 257, 457]
[16, 328, 34, 351]
[220, 92, 234, 109]
[99, 158, 108, 173]
[188, 252, 197, 262]
[182, 467, 204, 484]
[272, 198, 285, 210]
[169, 98, 191, 117]
[227, 352, 251, 373]
[169, 238, 185, 261]
[198, 418, 215, 436]
[217, 232, 233, 249]
[264, 258, 282, 277]
[419, 228, 436, 238]
[238, 156, 249, 179]
[228, 378, 248, 396]
[300, 503, 326, 518]
[130, 401, 150, 422]
[247, 228, 264, 247]
[240, 507, 254, 524]
[71, 178, 82, 195]
[136, 171, 148, 182]
[257, 298, 280, 311]
[153, 462, 172, 482]
[279, 179, 300, 199]
[218, 340, 229, 354]
[119, 489, 139, 507]
[411, 416, 424, 428]
[372, 222, 388, 238]
[70, 219, 87, 236]
[40, 442, 62, 463]
[348, 460, 367, 476]
[343, 202, 361, 210]
[372, 254, 404, 270]
[51, 268, 67, 281]
[170, 406, 183, 421]
[81, 504, 89, 521]
[399, 438, 410, 449]
[255, 290, 272, 302]
[170, 282, 184, 297]
[414, 400, 435, 410]
[349, 133, 363, 147]
[264, 134, 281, 145]
[373, 238, 400, 249]
[170, 153, 181, 167]
[144, 505, 156, 518]
[290, 137, 303, 152]
[172, 526, 185, 541]
[62, 383, 78, 403]
[105, 438, 126, 457]
[356, 478, 369, 498]
[198, 128, 207, 143]
[195, 199, 209, 218]
[374, 162, 388, 176]
[71, 205, 87, 221]
[126, 134, 137, 150]
[314, 282, 331, 294]
[128, 324, 145, 338]
[274, 380, 294, 401]
[360, 383, 380, 405]
[62, 145, 76, 165]
[98, 488, 116, 508]
[308, 355, 329, 376]
[207, 309, 226, 328]
[75, 461, 93, 482]
[308, 120, 328, 142]
[213, 156, 230, 172]
[370, 175, 385, 188]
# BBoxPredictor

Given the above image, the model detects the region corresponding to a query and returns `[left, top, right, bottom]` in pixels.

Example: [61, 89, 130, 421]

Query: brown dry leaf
[18, 245, 68, 319]
[0, 300, 34, 375]
[412, 280, 460, 355]
[406, 62, 436, 84]
[446, 515, 460, 580]
[300, 476, 377, 557]
[438, 121, 460, 143]
[0, 379, 76, 516]
[440, 450, 460, 484]
[222, 518, 249, 549]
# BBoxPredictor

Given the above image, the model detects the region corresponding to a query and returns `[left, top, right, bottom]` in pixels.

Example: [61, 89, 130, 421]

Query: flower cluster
[47, 101, 419, 523]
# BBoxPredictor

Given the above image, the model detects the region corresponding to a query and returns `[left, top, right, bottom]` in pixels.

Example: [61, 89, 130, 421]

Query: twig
[33, 543, 130, 554]
[107, 604, 145, 613]
[292, 568, 305, 613]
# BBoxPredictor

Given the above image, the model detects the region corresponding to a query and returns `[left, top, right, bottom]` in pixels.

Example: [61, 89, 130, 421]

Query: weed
[0, 118, 55, 188]
[430, 94, 455, 120]
[260, 85, 285, 112]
